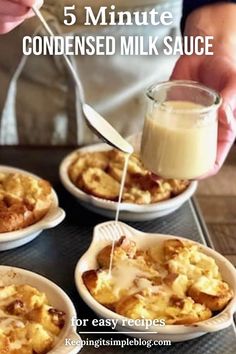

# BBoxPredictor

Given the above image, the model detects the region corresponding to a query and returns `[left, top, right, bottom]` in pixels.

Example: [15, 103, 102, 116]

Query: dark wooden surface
[197, 146, 236, 266]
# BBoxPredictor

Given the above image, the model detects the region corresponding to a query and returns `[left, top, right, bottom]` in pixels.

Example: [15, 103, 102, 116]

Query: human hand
[0, 0, 43, 33]
[171, 3, 236, 178]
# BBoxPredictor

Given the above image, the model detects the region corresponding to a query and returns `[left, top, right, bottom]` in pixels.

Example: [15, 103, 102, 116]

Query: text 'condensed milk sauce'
[141, 101, 218, 179]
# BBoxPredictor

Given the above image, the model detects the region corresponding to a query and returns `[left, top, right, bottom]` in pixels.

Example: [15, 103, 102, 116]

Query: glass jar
[140, 80, 222, 180]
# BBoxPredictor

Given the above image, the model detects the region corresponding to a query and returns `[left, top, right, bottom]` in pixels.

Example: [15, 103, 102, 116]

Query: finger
[198, 103, 236, 180]
[170, 55, 201, 81]
[26, 0, 44, 18]
[215, 75, 236, 166]
[217, 104, 236, 160]
[0, 19, 24, 33]
[0, 0, 43, 33]
[0, 1, 28, 17]
[0, 15, 26, 22]
[220, 75, 236, 124]
[13, 0, 43, 8]
[171, 57, 190, 80]
[13, 0, 37, 6]
[10, 0, 44, 19]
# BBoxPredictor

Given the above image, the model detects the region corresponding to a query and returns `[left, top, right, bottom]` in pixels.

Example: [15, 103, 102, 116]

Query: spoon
[31, 6, 133, 154]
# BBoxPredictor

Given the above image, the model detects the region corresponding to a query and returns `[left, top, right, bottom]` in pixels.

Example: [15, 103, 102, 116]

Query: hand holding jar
[172, 2, 236, 178]
[141, 81, 222, 180]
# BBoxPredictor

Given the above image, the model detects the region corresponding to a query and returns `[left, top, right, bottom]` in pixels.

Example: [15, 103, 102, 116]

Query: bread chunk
[83, 236, 233, 326]
[0, 173, 52, 233]
[81, 168, 120, 200]
[68, 149, 190, 205]
[97, 237, 136, 268]
[0, 283, 65, 353]
[69, 151, 110, 184]
[188, 276, 233, 311]
[82, 270, 120, 308]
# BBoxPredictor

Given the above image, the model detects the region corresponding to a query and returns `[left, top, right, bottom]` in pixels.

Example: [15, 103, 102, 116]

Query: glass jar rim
[146, 80, 222, 114]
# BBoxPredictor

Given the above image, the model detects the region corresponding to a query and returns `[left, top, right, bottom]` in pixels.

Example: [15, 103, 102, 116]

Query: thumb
[220, 76, 236, 127]
[170, 55, 201, 81]
[215, 104, 236, 169]
[197, 103, 236, 180]
[204, 85, 236, 178]
[26, 0, 44, 18]
[216, 77, 236, 168]
[170, 57, 191, 80]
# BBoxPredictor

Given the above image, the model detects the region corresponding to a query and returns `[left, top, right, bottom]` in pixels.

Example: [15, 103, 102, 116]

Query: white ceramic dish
[0, 265, 81, 353]
[59, 144, 198, 221]
[75, 221, 236, 342]
[0, 165, 65, 251]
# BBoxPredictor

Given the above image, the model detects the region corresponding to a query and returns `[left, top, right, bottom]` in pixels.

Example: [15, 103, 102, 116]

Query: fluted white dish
[0, 265, 81, 353]
[75, 221, 236, 342]
[0, 165, 65, 251]
[60, 144, 198, 221]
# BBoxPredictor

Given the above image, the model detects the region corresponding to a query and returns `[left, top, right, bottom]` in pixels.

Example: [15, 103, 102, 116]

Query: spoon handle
[32, 5, 85, 103]
[31, 6, 133, 154]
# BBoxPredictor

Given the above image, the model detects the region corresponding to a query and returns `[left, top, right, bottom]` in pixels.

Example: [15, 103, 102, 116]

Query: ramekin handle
[40, 208, 66, 229]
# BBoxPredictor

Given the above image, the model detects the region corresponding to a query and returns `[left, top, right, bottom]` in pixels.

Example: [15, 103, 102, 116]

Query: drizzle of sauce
[108, 153, 130, 278]
[115, 153, 130, 224]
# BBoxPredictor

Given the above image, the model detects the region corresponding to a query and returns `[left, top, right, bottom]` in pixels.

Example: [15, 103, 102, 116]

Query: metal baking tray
[0, 148, 235, 354]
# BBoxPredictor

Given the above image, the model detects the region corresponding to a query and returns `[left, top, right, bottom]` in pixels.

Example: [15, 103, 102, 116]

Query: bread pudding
[68, 149, 189, 204]
[82, 237, 233, 325]
[0, 173, 52, 233]
[0, 283, 65, 353]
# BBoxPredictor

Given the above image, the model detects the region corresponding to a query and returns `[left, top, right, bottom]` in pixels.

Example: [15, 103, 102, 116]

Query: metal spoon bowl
[32, 6, 133, 154]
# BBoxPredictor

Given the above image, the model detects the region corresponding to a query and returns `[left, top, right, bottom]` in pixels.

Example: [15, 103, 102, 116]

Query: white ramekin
[0, 165, 65, 251]
[0, 265, 82, 353]
[75, 221, 236, 342]
[59, 144, 198, 221]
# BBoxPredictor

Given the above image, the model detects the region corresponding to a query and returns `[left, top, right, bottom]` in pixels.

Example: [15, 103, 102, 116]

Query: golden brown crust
[81, 168, 120, 200]
[83, 270, 119, 307]
[83, 236, 233, 326]
[0, 206, 25, 233]
[115, 294, 144, 319]
[188, 281, 233, 311]
[68, 149, 190, 204]
[0, 173, 52, 233]
[97, 246, 113, 269]
[167, 179, 190, 196]
[97, 237, 136, 268]
[82, 270, 98, 293]
[27, 306, 65, 336]
[115, 293, 212, 324]
[68, 151, 110, 184]
[0, 284, 65, 353]
[163, 239, 185, 260]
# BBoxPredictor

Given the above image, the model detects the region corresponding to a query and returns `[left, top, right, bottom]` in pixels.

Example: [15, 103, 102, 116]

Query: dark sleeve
[181, 0, 236, 32]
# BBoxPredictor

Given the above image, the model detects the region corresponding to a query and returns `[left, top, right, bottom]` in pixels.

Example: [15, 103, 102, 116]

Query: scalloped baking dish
[75, 221, 236, 342]
[59, 144, 198, 221]
[0, 265, 81, 353]
[0, 165, 65, 251]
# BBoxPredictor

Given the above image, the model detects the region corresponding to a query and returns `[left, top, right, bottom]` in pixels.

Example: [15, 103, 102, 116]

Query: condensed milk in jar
[141, 81, 222, 179]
